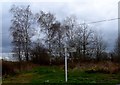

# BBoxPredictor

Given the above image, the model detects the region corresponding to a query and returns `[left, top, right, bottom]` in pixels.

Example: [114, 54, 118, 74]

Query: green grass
[2, 66, 120, 84]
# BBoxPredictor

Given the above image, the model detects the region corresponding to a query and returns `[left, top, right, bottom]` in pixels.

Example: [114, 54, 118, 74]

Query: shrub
[85, 61, 120, 74]
[51, 57, 64, 65]
[2, 60, 16, 76]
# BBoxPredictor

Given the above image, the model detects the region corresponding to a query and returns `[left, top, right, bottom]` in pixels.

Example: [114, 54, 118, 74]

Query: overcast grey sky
[1, 0, 119, 58]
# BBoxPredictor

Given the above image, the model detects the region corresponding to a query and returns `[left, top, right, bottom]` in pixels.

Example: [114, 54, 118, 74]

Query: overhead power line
[79, 18, 120, 25]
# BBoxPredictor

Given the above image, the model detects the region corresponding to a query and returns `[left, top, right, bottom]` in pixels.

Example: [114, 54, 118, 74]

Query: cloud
[1, 0, 119, 54]
[0, 0, 74, 2]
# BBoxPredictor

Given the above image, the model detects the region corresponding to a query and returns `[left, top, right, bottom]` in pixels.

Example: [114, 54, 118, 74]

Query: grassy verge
[2, 65, 120, 84]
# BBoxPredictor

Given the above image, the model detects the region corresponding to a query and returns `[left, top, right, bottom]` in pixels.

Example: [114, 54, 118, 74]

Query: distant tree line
[9, 5, 120, 66]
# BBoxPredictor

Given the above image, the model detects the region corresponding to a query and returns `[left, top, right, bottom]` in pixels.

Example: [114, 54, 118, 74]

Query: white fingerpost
[64, 31, 68, 82]
[65, 46, 67, 82]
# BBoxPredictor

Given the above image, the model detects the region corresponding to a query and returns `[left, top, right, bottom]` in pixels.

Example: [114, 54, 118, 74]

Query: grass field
[2, 65, 120, 84]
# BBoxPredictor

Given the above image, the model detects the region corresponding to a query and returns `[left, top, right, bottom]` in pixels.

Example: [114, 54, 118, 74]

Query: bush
[30, 42, 50, 65]
[2, 60, 37, 76]
[51, 57, 64, 65]
[85, 61, 120, 74]
[2, 60, 16, 76]
[85, 66, 110, 74]
[32, 54, 50, 65]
